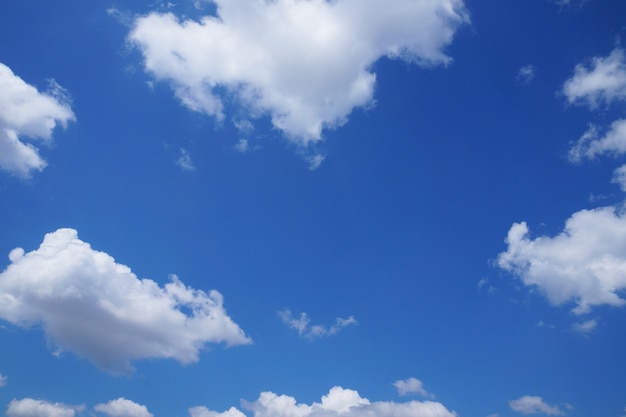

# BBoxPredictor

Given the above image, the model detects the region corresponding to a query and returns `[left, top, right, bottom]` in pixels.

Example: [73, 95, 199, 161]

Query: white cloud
[129, 0, 468, 149]
[571, 318, 597, 334]
[563, 48, 626, 108]
[0, 373, 6, 387]
[613, 163, 626, 191]
[94, 398, 153, 417]
[278, 310, 357, 339]
[189, 406, 247, 417]
[239, 386, 457, 417]
[0, 228, 251, 373]
[568, 119, 626, 162]
[0, 64, 75, 178]
[234, 139, 250, 153]
[516, 65, 536, 84]
[6, 399, 82, 417]
[177, 147, 196, 171]
[393, 377, 433, 398]
[509, 396, 564, 415]
[497, 205, 626, 315]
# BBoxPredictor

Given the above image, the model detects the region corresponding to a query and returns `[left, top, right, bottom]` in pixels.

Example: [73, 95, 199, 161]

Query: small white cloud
[516, 65, 536, 84]
[509, 396, 564, 415]
[562, 48, 626, 109]
[572, 318, 597, 334]
[233, 119, 254, 134]
[94, 398, 153, 417]
[0, 373, 6, 387]
[129, 0, 469, 164]
[568, 119, 626, 162]
[0, 63, 75, 178]
[278, 310, 357, 340]
[497, 205, 626, 315]
[189, 406, 246, 417]
[176, 147, 196, 171]
[612, 164, 626, 191]
[392, 377, 433, 398]
[0, 228, 251, 374]
[306, 154, 325, 171]
[7, 398, 83, 417]
[234, 139, 250, 153]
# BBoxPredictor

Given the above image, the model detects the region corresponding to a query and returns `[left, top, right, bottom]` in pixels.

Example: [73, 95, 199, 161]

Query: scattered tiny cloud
[509, 395, 564, 415]
[176, 148, 196, 171]
[516, 65, 537, 84]
[572, 318, 597, 335]
[0, 373, 6, 387]
[278, 310, 357, 340]
[392, 377, 433, 398]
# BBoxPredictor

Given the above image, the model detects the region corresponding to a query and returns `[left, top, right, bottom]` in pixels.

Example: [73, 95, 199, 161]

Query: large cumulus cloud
[0, 228, 251, 373]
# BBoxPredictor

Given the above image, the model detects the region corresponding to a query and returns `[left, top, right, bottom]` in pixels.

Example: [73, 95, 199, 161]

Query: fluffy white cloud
[497, 205, 626, 315]
[129, 0, 468, 147]
[6, 399, 81, 417]
[568, 119, 626, 162]
[393, 377, 432, 397]
[240, 386, 457, 417]
[0, 63, 75, 178]
[0, 228, 251, 373]
[278, 310, 357, 339]
[509, 396, 564, 415]
[94, 398, 153, 417]
[563, 48, 626, 108]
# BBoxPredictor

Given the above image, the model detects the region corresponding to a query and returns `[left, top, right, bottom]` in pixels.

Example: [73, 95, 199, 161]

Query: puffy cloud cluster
[563, 48, 626, 162]
[0, 228, 251, 373]
[188, 386, 458, 417]
[94, 398, 154, 417]
[393, 377, 432, 398]
[509, 396, 564, 415]
[6, 399, 82, 417]
[129, 0, 468, 148]
[278, 310, 357, 339]
[497, 206, 626, 315]
[0, 63, 75, 178]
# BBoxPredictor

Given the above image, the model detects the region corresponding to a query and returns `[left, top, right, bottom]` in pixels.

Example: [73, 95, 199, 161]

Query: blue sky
[1, 1, 626, 417]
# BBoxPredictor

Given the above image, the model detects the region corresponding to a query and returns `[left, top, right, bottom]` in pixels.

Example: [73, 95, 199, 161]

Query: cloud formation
[6, 399, 82, 417]
[129, 0, 468, 148]
[0, 63, 75, 178]
[516, 65, 536, 84]
[563, 48, 626, 162]
[509, 396, 564, 415]
[0, 228, 251, 373]
[497, 205, 626, 314]
[0, 373, 6, 387]
[278, 310, 357, 339]
[237, 386, 457, 417]
[94, 398, 153, 417]
[393, 377, 432, 397]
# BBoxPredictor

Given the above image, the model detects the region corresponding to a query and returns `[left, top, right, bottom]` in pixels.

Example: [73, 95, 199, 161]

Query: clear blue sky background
[1, 1, 626, 417]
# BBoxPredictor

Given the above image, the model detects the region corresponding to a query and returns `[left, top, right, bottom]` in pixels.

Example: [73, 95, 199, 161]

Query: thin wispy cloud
[278, 310, 357, 339]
